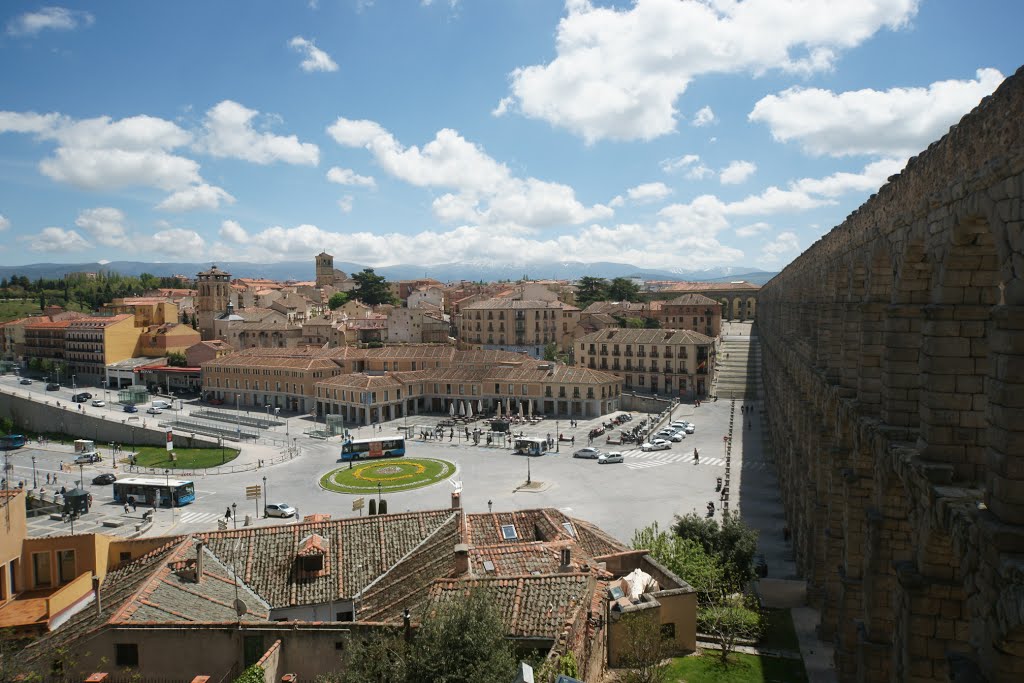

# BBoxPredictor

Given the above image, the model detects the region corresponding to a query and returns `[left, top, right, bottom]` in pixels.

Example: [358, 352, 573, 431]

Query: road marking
[625, 461, 667, 470]
[177, 511, 224, 525]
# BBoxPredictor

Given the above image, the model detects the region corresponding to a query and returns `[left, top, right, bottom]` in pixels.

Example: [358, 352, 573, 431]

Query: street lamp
[488, 499, 493, 513]
[377, 481, 382, 504]
[72, 374, 76, 395]
[164, 469, 171, 510]
[527, 456, 532, 485]
[555, 420, 559, 453]
[231, 502, 237, 530]
[235, 394, 241, 439]
[79, 461, 85, 490]
[31, 455, 37, 489]
[263, 475, 268, 518]
[265, 405, 272, 429]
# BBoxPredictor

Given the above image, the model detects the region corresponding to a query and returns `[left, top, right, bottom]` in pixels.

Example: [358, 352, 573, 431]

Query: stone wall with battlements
[757, 65, 1024, 683]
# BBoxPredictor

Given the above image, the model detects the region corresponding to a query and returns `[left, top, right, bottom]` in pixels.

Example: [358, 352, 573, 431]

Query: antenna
[449, 479, 463, 493]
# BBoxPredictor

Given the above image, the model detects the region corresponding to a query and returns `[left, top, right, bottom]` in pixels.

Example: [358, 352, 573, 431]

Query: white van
[151, 400, 172, 409]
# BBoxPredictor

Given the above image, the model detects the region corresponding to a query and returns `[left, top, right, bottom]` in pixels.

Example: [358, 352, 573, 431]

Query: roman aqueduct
[758, 66, 1024, 681]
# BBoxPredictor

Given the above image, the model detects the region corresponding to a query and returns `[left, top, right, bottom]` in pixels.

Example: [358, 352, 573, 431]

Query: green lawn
[758, 609, 801, 652]
[0, 299, 90, 322]
[124, 446, 240, 469]
[663, 651, 808, 683]
[320, 458, 455, 494]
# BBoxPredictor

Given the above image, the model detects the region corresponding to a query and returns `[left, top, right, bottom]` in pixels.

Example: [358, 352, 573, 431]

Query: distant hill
[0, 260, 777, 285]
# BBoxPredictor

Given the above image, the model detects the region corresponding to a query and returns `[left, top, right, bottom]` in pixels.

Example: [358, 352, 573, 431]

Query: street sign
[165, 430, 174, 452]
[245, 485, 261, 500]
[352, 497, 365, 511]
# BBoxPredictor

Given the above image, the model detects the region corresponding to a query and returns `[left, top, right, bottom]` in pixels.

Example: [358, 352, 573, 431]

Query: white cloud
[326, 166, 376, 188]
[0, 110, 205, 192]
[790, 158, 906, 197]
[337, 195, 354, 213]
[24, 227, 92, 252]
[288, 36, 339, 73]
[327, 117, 610, 229]
[626, 182, 672, 203]
[749, 68, 1005, 157]
[505, 0, 919, 142]
[719, 160, 757, 185]
[74, 207, 130, 247]
[156, 183, 236, 212]
[609, 195, 624, 208]
[199, 100, 320, 165]
[660, 153, 712, 180]
[735, 222, 771, 238]
[0, 214, 8, 231]
[151, 227, 206, 258]
[692, 106, 716, 127]
[491, 97, 514, 117]
[724, 186, 834, 216]
[40, 147, 201, 191]
[6, 7, 94, 36]
[219, 219, 248, 244]
[760, 231, 801, 262]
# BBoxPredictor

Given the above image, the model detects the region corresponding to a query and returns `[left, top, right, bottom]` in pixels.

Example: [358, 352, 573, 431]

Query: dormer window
[296, 533, 329, 578]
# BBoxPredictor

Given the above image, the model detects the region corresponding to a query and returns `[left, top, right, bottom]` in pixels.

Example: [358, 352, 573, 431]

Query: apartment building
[575, 328, 714, 399]
[65, 315, 142, 384]
[658, 293, 722, 337]
[458, 297, 580, 358]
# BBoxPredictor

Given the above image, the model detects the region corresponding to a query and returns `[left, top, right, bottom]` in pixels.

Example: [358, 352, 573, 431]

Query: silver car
[598, 452, 624, 464]
[265, 503, 297, 518]
[573, 447, 601, 459]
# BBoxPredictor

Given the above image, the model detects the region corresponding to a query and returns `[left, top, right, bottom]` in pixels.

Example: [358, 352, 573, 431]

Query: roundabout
[319, 458, 456, 494]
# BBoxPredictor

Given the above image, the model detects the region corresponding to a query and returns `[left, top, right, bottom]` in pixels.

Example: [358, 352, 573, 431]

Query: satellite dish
[450, 479, 463, 493]
[234, 598, 248, 617]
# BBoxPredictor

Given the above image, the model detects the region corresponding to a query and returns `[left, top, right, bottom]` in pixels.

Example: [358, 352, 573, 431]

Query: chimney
[560, 548, 572, 571]
[92, 575, 102, 617]
[454, 544, 470, 575]
[403, 608, 413, 642]
[195, 541, 205, 583]
[450, 491, 461, 509]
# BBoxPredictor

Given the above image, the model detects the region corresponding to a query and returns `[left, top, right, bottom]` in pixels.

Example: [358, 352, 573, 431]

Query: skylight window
[562, 522, 576, 537]
[483, 560, 495, 573]
[501, 524, 518, 540]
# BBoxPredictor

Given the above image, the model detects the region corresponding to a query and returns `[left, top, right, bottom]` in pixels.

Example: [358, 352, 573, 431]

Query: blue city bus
[0, 434, 26, 450]
[113, 477, 196, 507]
[340, 436, 406, 462]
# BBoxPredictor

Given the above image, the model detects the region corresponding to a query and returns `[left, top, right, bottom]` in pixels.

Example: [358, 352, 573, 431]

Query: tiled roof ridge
[138, 598, 192, 621]
[108, 536, 192, 624]
[355, 511, 461, 601]
[567, 516, 629, 555]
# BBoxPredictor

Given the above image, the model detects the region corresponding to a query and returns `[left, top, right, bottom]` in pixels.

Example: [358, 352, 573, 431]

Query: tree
[166, 351, 187, 367]
[673, 512, 759, 591]
[406, 588, 517, 683]
[328, 292, 350, 310]
[575, 276, 608, 309]
[632, 522, 723, 603]
[616, 611, 671, 683]
[319, 589, 516, 683]
[698, 592, 762, 664]
[543, 342, 559, 361]
[608, 277, 642, 302]
[352, 268, 397, 306]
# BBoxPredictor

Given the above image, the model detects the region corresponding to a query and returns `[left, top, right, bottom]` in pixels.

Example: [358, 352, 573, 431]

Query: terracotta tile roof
[468, 539, 590, 577]
[197, 509, 456, 608]
[297, 533, 328, 557]
[465, 509, 574, 546]
[321, 374, 404, 389]
[203, 354, 338, 371]
[118, 539, 270, 625]
[664, 293, 723, 306]
[462, 298, 579, 312]
[354, 513, 462, 622]
[23, 319, 74, 330]
[577, 327, 714, 345]
[67, 314, 134, 328]
[18, 537, 187, 666]
[426, 574, 592, 639]
[566, 517, 630, 557]
[651, 280, 761, 292]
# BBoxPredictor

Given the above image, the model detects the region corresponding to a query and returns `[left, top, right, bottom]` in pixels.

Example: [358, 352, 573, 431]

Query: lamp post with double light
[31, 455, 37, 489]
[231, 502, 237, 530]
[235, 394, 241, 440]
[263, 475, 267, 518]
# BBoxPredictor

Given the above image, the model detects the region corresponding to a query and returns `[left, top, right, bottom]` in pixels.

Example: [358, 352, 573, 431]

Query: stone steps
[715, 337, 762, 399]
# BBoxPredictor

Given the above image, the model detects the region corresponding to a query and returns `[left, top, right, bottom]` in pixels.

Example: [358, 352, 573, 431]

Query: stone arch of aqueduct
[758, 66, 1024, 682]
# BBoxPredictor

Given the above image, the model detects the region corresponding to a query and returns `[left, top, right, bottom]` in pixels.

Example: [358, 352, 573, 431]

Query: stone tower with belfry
[196, 264, 232, 340]
[315, 251, 334, 288]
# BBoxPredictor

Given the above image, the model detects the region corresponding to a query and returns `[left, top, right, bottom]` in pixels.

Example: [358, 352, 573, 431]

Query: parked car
[92, 473, 117, 485]
[78, 392, 93, 400]
[683, 423, 696, 434]
[146, 407, 163, 415]
[123, 404, 139, 413]
[19, 378, 32, 385]
[74, 452, 101, 464]
[72, 393, 90, 403]
[573, 447, 601, 459]
[668, 432, 686, 442]
[641, 439, 671, 451]
[46, 383, 60, 391]
[597, 452, 624, 464]
[91, 399, 105, 407]
[265, 503, 297, 518]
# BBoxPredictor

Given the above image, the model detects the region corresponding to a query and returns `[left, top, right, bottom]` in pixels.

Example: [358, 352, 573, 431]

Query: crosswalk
[176, 510, 225, 526]
[619, 448, 771, 472]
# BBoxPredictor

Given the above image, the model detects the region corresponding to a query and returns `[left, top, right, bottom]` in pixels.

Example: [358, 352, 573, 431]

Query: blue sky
[0, 0, 1020, 271]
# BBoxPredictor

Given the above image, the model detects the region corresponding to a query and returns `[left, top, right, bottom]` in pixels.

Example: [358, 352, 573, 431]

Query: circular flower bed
[320, 458, 455, 494]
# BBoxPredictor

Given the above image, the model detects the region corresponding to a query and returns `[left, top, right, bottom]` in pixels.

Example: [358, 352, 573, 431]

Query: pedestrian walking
[131, 500, 137, 512]
[693, 448, 699, 464]
[225, 506, 232, 519]
[124, 503, 130, 515]
[46, 473, 51, 484]
[571, 435, 575, 445]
